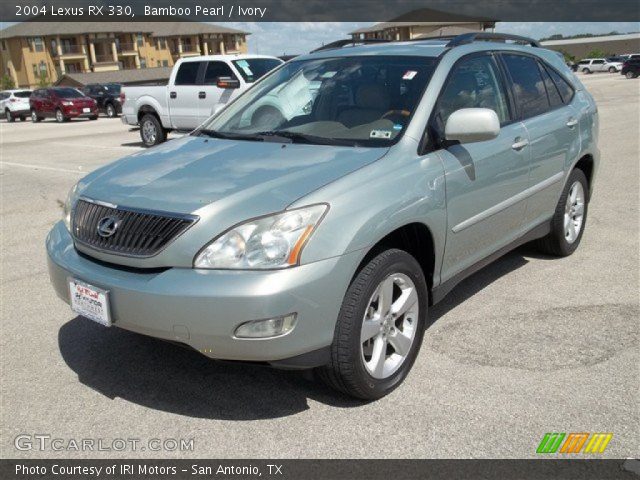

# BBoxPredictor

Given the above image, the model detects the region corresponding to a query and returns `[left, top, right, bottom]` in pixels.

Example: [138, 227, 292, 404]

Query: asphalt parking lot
[0, 73, 638, 459]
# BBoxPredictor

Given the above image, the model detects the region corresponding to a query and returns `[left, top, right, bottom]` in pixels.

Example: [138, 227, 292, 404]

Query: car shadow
[58, 244, 542, 420]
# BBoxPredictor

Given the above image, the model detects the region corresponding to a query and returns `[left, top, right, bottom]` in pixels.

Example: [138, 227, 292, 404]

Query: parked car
[576, 57, 622, 73]
[47, 33, 599, 400]
[30, 87, 98, 123]
[621, 58, 640, 78]
[0, 89, 32, 122]
[82, 83, 122, 117]
[120, 54, 284, 147]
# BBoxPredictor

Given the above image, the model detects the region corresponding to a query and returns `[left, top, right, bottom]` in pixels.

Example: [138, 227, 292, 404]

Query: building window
[30, 37, 44, 52]
[156, 60, 161, 67]
[1, 40, 6, 50]
[136, 34, 144, 47]
[50, 39, 57, 52]
[162, 60, 169, 67]
[32, 64, 38, 76]
[140, 58, 147, 69]
[156, 37, 168, 50]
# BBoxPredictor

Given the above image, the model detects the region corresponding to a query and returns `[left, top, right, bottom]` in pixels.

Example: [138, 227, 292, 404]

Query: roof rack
[446, 32, 540, 48]
[310, 38, 391, 53]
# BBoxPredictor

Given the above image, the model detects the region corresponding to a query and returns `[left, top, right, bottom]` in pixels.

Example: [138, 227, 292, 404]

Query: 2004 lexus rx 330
[47, 33, 599, 399]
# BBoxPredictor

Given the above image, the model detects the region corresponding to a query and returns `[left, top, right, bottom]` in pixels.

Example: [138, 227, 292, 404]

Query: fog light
[234, 314, 297, 339]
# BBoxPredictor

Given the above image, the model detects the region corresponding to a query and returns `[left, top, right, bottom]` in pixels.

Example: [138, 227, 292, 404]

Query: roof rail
[310, 38, 391, 53]
[446, 32, 541, 48]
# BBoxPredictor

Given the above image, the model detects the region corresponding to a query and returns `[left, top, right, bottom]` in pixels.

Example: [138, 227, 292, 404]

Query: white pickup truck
[120, 55, 283, 147]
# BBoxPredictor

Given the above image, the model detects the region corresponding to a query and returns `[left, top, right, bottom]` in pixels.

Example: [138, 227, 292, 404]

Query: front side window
[53, 88, 84, 98]
[501, 53, 549, 119]
[203, 61, 235, 84]
[435, 54, 510, 130]
[231, 58, 283, 83]
[174, 61, 202, 85]
[201, 55, 436, 147]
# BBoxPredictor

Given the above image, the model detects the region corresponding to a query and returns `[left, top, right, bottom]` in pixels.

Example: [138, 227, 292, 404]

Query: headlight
[194, 204, 328, 269]
[61, 101, 73, 106]
[63, 184, 79, 231]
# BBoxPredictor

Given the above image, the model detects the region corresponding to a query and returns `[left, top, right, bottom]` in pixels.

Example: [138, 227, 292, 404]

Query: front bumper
[46, 221, 361, 366]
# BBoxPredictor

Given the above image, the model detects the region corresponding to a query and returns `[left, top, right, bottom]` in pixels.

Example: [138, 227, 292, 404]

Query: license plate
[83, 107, 90, 113]
[69, 278, 111, 327]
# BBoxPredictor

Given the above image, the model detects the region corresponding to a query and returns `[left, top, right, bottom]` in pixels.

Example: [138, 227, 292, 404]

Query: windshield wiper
[255, 130, 358, 147]
[196, 129, 264, 141]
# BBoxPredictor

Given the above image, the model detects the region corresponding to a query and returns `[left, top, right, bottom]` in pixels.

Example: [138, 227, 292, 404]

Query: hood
[79, 136, 388, 215]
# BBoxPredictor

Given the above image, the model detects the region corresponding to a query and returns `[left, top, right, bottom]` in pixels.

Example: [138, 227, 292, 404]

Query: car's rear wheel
[106, 103, 116, 118]
[582, 68, 591, 74]
[55, 108, 67, 123]
[31, 110, 41, 123]
[140, 113, 166, 147]
[535, 169, 589, 257]
[89, 115, 98, 121]
[317, 249, 427, 400]
[626, 71, 638, 79]
[5, 109, 14, 122]
[19, 116, 26, 121]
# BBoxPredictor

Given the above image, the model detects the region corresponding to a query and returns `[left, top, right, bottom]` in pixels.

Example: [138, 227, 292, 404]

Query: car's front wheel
[535, 169, 589, 257]
[608, 66, 617, 73]
[55, 108, 67, 123]
[318, 249, 427, 400]
[626, 71, 638, 79]
[106, 103, 116, 118]
[139, 114, 166, 147]
[31, 110, 41, 123]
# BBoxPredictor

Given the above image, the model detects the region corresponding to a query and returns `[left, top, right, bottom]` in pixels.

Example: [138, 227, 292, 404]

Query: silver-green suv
[47, 33, 599, 399]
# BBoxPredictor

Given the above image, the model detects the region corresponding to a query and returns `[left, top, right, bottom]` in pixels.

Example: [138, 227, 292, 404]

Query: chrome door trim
[452, 171, 564, 233]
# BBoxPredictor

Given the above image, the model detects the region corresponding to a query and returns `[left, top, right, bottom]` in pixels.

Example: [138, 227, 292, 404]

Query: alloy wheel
[6, 110, 11, 121]
[142, 120, 157, 144]
[360, 273, 419, 379]
[56, 109, 63, 122]
[564, 181, 585, 244]
[107, 104, 115, 117]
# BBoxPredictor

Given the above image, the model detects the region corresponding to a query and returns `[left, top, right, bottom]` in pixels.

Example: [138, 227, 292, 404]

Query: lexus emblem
[96, 216, 120, 238]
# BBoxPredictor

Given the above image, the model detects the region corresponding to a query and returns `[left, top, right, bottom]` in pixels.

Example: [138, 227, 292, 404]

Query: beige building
[541, 33, 640, 59]
[0, 22, 249, 88]
[350, 21, 496, 42]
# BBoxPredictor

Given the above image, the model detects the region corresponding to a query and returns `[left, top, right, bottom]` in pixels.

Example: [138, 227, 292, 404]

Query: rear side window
[435, 54, 511, 127]
[203, 61, 235, 84]
[537, 63, 563, 108]
[174, 61, 203, 85]
[13, 91, 32, 98]
[501, 54, 549, 119]
[544, 66, 575, 104]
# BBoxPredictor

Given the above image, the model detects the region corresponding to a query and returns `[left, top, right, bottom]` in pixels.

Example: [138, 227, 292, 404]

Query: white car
[120, 55, 284, 146]
[0, 89, 32, 122]
[577, 58, 623, 74]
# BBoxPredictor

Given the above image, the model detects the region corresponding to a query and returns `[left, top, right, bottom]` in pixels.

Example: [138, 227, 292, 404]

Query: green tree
[37, 72, 50, 87]
[586, 49, 610, 58]
[560, 50, 576, 63]
[0, 74, 15, 90]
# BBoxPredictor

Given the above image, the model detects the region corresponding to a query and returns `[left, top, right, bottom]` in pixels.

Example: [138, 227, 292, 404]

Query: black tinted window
[53, 88, 83, 98]
[203, 61, 235, 84]
[14, 91, 32, 98]
[232, 58, 283, 83]
[502, 54, 549, 119]
[545, 66, 574, 104]
[436, 55, 511, 126]
[175, 61, 202, 85]
[538, 63, 563, 108]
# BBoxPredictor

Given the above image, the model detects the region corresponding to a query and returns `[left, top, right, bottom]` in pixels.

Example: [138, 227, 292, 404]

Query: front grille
[72, 199, 198, 257]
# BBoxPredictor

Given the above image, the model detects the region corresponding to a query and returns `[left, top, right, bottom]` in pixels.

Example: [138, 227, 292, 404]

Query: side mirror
[216, 77, 240, 89]
[444, 108, 500, 144]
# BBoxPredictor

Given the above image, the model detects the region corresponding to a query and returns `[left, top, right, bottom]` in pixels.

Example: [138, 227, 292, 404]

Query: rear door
[432, 53, 531, 281]
[198, 60, 241, 124]
[168, 60, 206, 130]
[40, 90, 56, 117]
[500, 53, 580, 230]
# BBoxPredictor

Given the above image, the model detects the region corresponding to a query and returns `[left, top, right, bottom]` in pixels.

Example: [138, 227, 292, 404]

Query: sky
[228, 22, 640, 56]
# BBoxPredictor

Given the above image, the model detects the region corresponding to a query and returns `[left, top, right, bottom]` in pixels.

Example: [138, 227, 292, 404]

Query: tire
[55, 108, 67, 123]
[626, 71, 638, 79]
[139, 113, 166, 147]
[31, 110, 41, 123]
[317, 249, 428, 400]
[106, 103, 116, 118]
[5, 109, 15, 122]
[19, 116, 26, 121]
[582, 68, 591, 74]
[535, 169, 589, 257]
[608, 66, 616, 73]
[89, 115, 98, 121]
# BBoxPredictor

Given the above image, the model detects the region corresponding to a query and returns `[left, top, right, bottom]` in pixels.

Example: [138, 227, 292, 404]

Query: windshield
[232, 58, 284, 83]
[54, 88, 84, 98]
[104, 84, 121, 94]
[201, 56, 436, 147]
[13, 91, 32, 98]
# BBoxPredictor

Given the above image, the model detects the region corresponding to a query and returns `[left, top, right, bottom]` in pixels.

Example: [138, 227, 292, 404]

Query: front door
[169, 60, 205, 130]
[431, 53, 531, 282]
[198, 61, 241, 124]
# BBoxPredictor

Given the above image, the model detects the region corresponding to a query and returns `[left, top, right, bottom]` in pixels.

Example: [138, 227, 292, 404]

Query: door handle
[198, 91, 206, 99]
[566, 118, 578, 128]
[169, 91, 177, 99]
[512, 138, 529, 151]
